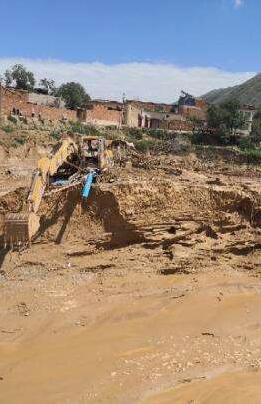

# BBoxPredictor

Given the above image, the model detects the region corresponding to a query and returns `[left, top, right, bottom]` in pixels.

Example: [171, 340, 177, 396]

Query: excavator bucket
[4, 213, 40, 248]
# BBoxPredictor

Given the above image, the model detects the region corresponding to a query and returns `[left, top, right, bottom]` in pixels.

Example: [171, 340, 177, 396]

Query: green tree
[202, 100, 246, 145]
[207, 104, 226, 130]
[39, 78, 56, 95]
[207, 100, 245, 136]
[4, 64, 35, 91]
[57, 82, 90, 109]
[220, 100, 245, 135]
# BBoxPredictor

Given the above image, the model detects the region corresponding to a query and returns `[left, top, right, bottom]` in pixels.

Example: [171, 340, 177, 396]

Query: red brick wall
[179, 105, 206, 121]
[85, 104, 122, 126]
[1, 87, 77, 122]
[160, 120, 193, 132]
[1, 88, 28, 115]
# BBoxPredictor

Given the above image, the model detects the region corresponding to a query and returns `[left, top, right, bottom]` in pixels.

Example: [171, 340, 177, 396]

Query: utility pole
[121, 92, 127, 128]
[0, 76, 4, 125]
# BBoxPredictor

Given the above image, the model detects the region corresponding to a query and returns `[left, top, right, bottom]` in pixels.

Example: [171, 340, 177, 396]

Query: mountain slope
[202, 73, 261, 107]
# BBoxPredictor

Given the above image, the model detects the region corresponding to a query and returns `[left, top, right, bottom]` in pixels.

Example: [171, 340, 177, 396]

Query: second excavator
[4, 134, 115, 248]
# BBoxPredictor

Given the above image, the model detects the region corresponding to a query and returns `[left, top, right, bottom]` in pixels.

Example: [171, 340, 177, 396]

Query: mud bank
[0, 169, 260, 251]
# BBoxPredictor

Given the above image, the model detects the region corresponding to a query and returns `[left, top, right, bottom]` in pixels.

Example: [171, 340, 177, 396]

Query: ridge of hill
[202, 73, 261, 107]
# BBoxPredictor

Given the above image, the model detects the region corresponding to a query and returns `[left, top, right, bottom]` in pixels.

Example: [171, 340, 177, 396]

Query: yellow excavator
[4, 134, 114, 248]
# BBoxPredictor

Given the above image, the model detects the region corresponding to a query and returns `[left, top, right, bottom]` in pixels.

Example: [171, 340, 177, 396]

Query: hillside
[202, 73, 261, 107]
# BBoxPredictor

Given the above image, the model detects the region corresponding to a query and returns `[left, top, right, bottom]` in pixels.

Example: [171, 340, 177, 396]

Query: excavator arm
[28, 138, 78, 213]
[4, 137, 78, 247]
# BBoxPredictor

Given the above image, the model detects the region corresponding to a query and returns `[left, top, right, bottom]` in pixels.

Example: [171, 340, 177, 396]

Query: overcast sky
[0, 0, 258, 102]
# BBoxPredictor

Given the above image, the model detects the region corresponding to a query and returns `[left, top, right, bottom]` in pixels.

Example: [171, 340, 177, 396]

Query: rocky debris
[17, 302, 30, 316]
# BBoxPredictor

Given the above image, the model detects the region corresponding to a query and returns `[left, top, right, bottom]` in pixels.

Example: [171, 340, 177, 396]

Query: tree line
[191, 99, 261, 153]
[2, 64, 91, 110]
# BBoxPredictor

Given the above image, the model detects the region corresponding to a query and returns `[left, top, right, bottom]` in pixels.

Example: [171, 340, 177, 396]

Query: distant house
[0, 85, 76, 122]
[123, 92, 207, 132]
[237, 104, 256, 136]
[177, 91, 207, 121]
[0, 85, 208, 131]
[78, 100, 123, 127]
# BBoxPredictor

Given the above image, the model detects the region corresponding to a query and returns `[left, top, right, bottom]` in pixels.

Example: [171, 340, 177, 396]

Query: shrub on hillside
[69, 122, 102, 136]
[134, 138, 161, 152]
[12, 137, 26, 147]
[191, 130, 232, 146]
[240, 147, 261, 163]
[1, 125, 14, 134]
[146, 129, 170, 140]
[238, 137, 261, 162]
[124, 128, 143, 140]
[50, 130, 62, 141]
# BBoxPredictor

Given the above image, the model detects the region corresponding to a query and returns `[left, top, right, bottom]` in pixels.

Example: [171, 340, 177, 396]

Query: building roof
[126, 100, 174, 113]
[241, 104, 256, 111]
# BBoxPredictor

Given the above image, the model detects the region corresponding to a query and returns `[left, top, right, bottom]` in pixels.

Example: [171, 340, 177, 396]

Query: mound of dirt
[9, 174, 254, 253]
[36, 185, 143, 247]
[98, 179, 260, 226]
[0, 172, 260, 249]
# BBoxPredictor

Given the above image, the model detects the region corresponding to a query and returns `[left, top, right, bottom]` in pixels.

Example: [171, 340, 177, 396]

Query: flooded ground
[0, 140, 260, 403]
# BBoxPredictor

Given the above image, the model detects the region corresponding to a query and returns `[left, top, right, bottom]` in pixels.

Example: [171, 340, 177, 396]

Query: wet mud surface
[0, 149, 260, 403]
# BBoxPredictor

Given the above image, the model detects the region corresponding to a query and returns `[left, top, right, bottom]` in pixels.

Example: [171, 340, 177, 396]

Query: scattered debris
[201, 332, 215, 337]
[17, 302, 30, 316]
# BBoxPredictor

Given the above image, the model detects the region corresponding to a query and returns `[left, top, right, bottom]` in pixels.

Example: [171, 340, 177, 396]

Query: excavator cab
[79, 136, 114, 171]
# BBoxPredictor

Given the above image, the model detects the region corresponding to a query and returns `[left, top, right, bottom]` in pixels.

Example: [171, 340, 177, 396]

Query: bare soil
[0, 142, 260, 403]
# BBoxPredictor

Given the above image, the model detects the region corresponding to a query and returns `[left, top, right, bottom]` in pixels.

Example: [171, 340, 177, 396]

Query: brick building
[0, 86, 77, 123]
[123, 92, 207, 132]
[124, 101, 193, 131]
[177, 91, 207, 121]
[77, 100, 123, 127]
[0, 86, 206, 132]
[237, 104, 256, 136]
